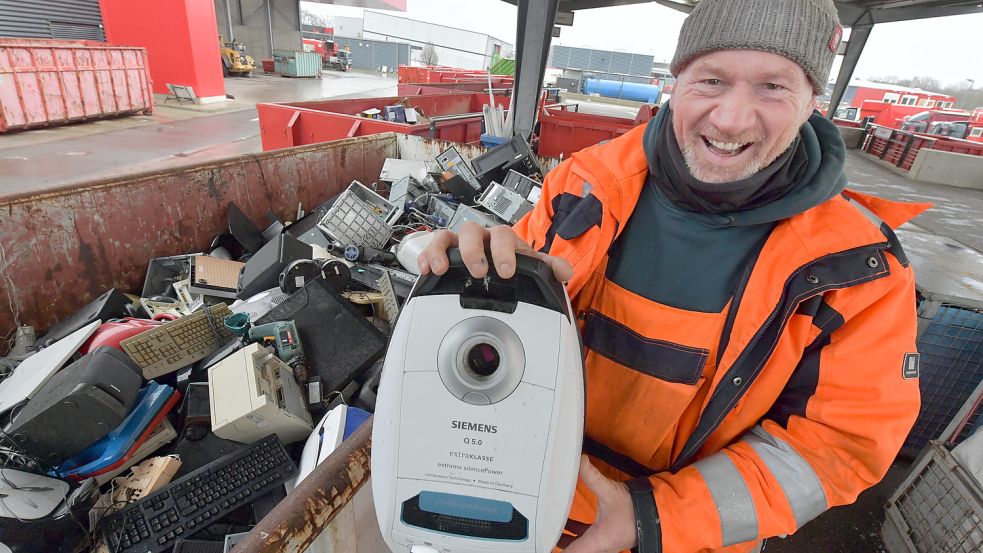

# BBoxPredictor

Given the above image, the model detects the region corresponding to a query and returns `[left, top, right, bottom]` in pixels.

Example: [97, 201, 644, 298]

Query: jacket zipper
[737, 243, 888, 369]
[671, 242, 890, 470]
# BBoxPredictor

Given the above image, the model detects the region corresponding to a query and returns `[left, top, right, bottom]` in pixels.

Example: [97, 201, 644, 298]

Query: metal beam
[835, 4, 871, 27]
[868, 3, 983, 24]
[837, 1, 982, 26]
[650, 0, 695, 13]
[557, 0, 668, 10]
[225, 0, 235, 41]
[513, 0, 559, 140]
[267, 0, 275, 58]
[827, 23, 873, 121]
[501, 0, 694, 13]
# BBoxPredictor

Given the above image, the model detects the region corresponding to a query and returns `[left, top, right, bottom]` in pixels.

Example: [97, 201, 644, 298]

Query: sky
[303, 0, 983, 89]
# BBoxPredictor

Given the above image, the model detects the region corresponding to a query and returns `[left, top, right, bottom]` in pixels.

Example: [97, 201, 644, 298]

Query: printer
[208, 343, 313, 444]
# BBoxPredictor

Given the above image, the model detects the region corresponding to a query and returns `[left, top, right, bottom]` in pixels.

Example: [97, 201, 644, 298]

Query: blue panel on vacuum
[419, 491, 513, 523]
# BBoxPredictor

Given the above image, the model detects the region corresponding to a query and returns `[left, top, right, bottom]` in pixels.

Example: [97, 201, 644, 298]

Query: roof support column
[513, 0, 559, 139]
[827, 22, 873, 120]
[225, 0, 235, 41]
[267, 0, 275, 59]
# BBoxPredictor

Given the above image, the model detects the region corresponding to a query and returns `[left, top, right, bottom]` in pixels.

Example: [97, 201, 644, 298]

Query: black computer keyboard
[102, 434, 298, 553]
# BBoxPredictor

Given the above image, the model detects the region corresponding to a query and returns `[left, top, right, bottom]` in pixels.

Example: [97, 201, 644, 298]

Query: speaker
[7, 346, 143, 464]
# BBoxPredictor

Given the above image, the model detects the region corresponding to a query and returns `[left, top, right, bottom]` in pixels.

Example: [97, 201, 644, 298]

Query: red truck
[301, 38, 351, 72]
[900, 109, 982, 142]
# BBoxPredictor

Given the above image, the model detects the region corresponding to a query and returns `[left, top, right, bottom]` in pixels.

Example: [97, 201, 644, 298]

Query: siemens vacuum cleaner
[373, 249, 584, 553]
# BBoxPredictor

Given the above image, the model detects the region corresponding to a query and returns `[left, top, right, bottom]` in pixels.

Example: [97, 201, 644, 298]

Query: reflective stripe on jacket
[513, 124, 925, 553]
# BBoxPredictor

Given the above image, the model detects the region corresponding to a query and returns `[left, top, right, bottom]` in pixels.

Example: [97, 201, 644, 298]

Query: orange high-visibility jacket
[513, 124, 925, 553]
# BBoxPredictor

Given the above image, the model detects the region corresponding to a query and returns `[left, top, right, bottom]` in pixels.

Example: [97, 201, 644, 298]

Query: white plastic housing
[372, 292, 584, 553]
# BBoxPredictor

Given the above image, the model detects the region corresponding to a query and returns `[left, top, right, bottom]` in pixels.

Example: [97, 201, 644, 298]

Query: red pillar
[100, 0, 226, 101]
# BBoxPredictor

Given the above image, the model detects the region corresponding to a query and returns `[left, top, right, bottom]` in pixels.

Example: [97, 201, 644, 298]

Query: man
[420, 0, 926, 551]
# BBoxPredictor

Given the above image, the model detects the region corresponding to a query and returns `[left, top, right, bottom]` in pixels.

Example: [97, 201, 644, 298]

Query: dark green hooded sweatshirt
[606, 108, 848, 313]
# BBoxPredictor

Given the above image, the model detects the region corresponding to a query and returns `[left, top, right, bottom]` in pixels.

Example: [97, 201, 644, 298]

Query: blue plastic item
[54, 382, 174, 479]
[342, 406, 371, 440]
[480, 133, 509, 148]
[583, 78, 661, 104]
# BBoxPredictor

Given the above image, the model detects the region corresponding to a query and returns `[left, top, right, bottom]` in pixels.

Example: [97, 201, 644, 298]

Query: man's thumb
[579, 455, 611, 494]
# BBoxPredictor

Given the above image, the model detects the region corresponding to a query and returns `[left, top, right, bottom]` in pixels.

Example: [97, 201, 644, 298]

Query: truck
[302, 38, 351, 72]
[900, 109, 974, 137]
[219, 35, 255, 77]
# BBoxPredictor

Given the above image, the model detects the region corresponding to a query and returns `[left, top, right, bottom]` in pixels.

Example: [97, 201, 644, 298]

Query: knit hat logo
[829, 25, 843, 54]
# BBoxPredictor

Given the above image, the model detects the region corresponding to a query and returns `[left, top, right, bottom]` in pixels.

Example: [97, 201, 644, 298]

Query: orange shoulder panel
[841, 189, 932, 229]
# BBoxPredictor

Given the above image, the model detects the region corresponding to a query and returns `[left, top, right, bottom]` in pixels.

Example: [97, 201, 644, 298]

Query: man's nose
[708, 85, 756, 136]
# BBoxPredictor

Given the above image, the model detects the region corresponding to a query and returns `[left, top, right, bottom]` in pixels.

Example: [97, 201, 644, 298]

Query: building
[301, 16, 364, 41]
[839, 79, 957, 110]
[360, 11, 512, 70]
[0, 0, 105, 40]
[213, 0, 303, 62]
[331, 35, 410, 72]
[650, 61, 672, 83]
[549, 45, 655, 86]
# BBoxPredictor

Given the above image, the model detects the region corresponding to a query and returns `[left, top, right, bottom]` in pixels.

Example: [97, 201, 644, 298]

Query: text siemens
[451, 421, 498, 433]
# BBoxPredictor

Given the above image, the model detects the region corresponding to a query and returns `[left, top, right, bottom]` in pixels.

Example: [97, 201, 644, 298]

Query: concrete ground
[0, 69, 397, 196]
[767, 459, 912, 553]
[845, 151, 983, 253]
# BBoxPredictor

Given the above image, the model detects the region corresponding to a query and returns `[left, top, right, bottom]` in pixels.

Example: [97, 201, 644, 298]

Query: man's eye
[703, 79, 723, 86]
[764, 83, 785, 91]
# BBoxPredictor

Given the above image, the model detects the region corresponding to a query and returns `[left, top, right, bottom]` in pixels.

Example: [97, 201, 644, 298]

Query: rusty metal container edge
[237, 418, 373, 553]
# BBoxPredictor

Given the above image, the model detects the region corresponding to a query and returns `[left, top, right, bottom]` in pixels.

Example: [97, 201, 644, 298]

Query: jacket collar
[566, 121, 927, 257]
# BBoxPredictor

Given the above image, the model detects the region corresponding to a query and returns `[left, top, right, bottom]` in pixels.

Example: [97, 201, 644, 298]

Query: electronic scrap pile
[0, 135, 546, 553]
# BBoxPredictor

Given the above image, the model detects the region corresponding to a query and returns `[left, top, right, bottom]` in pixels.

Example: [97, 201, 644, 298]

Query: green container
[489, 55, 515, 76]
[274, 50, 321, 78]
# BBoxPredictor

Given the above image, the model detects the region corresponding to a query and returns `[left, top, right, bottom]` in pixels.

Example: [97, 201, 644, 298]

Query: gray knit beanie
[670, 0, 842, 94]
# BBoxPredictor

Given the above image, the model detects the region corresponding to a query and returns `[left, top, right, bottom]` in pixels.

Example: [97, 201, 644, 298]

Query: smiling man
[419, 1, 924, 552]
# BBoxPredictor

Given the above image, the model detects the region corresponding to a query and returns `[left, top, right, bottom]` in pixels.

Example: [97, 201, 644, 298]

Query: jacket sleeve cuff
[627, 476, 662, 553]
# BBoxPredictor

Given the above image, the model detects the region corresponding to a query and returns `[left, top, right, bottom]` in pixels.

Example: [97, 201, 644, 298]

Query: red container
[397, 65, 512, 86]
[538, 104, 657, 159]
[0, 38, 154, 133]
[397, 82, 512, 96]
[262, 59, 275, 74]
[257, 92, 511, 151]
[928, 136, 983, 157]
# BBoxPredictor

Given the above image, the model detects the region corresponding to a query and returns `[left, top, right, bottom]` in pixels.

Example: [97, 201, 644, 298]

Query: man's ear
[804, 94, 818, 122]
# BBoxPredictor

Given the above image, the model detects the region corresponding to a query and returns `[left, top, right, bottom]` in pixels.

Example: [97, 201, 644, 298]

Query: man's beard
[681, 142, 765, 183]
[679, 123, 797, 184]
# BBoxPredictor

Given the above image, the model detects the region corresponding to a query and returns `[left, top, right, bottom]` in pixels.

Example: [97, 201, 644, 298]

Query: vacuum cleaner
[373, 248, 584, 552]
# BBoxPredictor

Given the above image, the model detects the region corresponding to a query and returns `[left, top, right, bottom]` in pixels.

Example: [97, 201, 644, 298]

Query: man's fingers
[417, 225, 572, 284]
[489, 225, 521, 278]
[579, 455, 603, 489]
[579, 456, 621, 503]
[543, 253, 574, 283]
[418, 230, 458, 275]
[562, 524, 621, 553]
[457, 222, 490, 278]
[561, 527, 604, 553]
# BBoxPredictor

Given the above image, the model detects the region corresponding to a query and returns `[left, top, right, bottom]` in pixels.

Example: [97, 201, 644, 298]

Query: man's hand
[417, 222, 573, 281]
[564, 456, 638, 553]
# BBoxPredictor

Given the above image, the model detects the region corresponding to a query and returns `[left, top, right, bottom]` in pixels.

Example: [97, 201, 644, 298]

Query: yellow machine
[219, 36, 255, 77]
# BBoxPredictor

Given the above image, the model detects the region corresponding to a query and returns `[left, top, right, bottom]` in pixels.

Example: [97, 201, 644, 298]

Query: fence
[862, 124, 983, 172]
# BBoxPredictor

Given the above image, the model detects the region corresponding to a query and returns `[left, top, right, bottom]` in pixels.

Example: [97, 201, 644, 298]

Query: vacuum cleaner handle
[412, 248, 569, 317]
